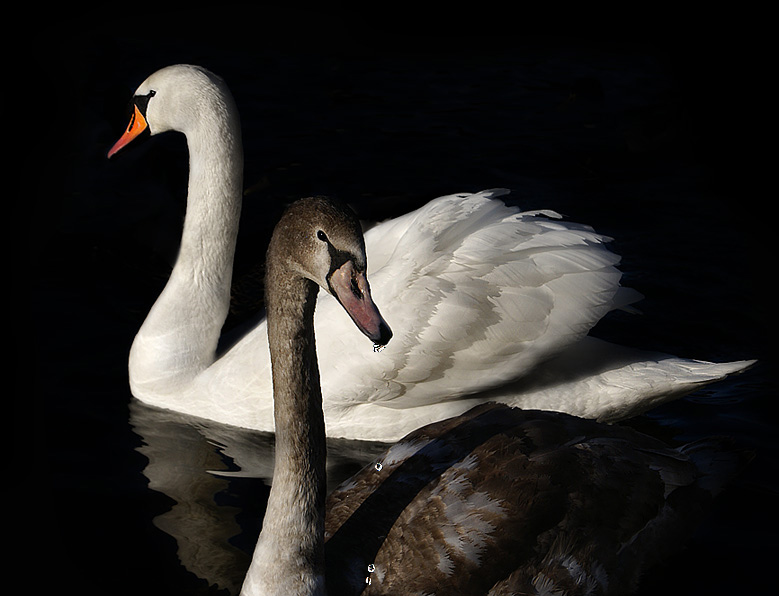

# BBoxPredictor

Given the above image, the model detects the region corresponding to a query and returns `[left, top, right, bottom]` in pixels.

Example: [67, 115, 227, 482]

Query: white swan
[108, 64, 753, 441]
[241, 195, 748, 596]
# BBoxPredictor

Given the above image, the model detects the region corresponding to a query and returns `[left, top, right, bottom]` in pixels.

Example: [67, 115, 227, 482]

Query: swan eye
[134, 89, 157, 116]
[317, 230, 328, 242]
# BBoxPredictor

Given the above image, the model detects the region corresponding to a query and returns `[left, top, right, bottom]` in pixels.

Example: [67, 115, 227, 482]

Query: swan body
[321, 403, 745, 596]
[242, 195, 748, 596]
[109, 65, 753, 442]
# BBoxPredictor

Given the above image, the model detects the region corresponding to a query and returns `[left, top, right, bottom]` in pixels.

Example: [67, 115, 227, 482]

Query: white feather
[120, 67, 754, 442]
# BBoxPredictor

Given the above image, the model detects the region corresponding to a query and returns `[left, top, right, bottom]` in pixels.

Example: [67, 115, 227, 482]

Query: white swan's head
[107, 64, 234, 158]
[270, 196, 393, 347]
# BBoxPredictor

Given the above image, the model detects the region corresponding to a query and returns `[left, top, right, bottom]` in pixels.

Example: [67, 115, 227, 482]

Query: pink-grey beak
[328, 261, 392, 347]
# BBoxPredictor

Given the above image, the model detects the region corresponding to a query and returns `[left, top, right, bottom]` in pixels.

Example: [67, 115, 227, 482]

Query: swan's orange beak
[329, 261, 392, 347]
[107, 104, 149, 158]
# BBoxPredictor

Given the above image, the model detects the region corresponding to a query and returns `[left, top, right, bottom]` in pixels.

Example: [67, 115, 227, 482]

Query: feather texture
[322, 403, 749, 595]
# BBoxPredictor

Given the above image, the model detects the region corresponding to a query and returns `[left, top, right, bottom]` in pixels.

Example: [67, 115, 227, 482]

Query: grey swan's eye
[317, 230, 328, 242]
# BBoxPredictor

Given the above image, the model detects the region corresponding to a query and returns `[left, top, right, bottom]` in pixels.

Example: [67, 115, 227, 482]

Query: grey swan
[240, 195, 747, 596]
[108, 64, 753, 441]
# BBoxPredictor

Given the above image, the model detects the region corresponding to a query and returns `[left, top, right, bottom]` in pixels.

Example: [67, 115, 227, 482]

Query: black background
[16, 4, 775, 594]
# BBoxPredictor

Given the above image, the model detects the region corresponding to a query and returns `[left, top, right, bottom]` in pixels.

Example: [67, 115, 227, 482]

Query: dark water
[21, 7, 774, 595]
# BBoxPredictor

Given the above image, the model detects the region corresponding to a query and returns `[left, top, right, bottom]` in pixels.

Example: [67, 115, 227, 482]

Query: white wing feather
[143, 190, 752, 440]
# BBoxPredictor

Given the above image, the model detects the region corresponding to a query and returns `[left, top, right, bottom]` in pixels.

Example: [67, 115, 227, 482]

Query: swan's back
[173, 189, 751, 441]
[316, 189, 633, 407]
[324, 403, 746, 595]
[187, 190, 631, 429]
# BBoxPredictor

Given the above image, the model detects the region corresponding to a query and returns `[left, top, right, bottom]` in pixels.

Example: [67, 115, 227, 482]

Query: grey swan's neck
[129, 82, 244, 397]
[241, 242, 327, 596]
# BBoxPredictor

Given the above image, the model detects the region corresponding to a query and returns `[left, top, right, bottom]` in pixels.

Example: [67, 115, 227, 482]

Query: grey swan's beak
[329, 260, 393, 347]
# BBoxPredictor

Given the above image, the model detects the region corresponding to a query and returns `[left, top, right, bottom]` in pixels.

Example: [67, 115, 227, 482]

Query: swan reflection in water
[129, 395, 747, 595]
[129, 398, 387, 593]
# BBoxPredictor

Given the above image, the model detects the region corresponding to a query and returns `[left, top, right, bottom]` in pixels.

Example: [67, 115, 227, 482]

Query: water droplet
[368, 563, 376, 573]
[373, 343, 386, 353]
[365, 576, 372, 585]
[374, 462, 383, 471]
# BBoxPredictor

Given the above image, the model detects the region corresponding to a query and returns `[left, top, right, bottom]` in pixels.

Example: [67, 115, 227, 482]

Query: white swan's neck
[129, 101, 243, 398]
[241, 270, 327, 596]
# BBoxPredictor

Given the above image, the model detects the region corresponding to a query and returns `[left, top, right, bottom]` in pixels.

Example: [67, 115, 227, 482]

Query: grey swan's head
[267, 196, 393, 347]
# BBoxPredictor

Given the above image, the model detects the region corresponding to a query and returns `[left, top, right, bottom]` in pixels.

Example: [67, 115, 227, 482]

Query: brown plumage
[324, 402, 747, 595]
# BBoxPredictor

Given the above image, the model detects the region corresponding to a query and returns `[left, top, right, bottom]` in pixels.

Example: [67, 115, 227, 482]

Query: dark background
[16, 4, 774, 594]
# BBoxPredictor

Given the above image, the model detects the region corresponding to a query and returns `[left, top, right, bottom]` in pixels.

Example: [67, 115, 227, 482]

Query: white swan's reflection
[129, 398, 387, 593]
